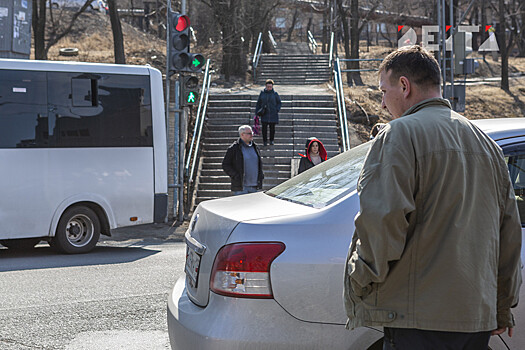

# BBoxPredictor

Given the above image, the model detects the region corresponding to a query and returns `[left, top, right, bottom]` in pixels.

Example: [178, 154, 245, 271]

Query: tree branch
[45, 0, 91, 52]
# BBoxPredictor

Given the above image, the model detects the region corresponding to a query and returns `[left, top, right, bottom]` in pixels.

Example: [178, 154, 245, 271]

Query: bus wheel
[0, 238, 41, 250]
[53, 206, 100, 254]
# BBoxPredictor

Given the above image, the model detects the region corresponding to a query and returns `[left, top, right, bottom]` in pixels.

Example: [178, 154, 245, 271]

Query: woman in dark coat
[298, 137, 328, 174]
[255, 79, 281, 146]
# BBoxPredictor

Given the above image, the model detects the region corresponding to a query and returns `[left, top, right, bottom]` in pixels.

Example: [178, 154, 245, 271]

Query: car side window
[506, 152, 525, 225]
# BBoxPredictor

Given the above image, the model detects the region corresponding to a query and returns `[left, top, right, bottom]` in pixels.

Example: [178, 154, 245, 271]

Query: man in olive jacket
[222, 125, 264, 195]
[344, 46, 522, 349]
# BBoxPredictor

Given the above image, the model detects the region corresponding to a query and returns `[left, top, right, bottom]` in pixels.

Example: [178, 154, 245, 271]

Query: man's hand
[492, 327, 513, 337]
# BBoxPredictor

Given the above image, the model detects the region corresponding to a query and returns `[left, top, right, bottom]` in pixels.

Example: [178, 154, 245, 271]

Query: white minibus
[0, 59, 167, 253]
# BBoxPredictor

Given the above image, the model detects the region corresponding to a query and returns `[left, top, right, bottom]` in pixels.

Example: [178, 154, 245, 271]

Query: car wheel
[52, 206, 100, 254]
[0, 238, 41, 250]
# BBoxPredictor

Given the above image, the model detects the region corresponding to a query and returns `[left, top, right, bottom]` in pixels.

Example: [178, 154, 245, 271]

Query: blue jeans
[233, 186, 258, 196]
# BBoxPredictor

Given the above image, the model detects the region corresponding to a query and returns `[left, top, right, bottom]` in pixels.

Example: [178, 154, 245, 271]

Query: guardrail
[333, 58, 351, 152]
[252, 32, 263, 83]
[268, 31, 277, 49]
[328, 32, 334, 68]
[307, 30, 318, 54]
[184, 59, 212, 205]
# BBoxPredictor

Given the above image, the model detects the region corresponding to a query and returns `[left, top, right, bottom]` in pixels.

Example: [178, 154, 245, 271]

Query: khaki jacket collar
[401, 97, 451, 117]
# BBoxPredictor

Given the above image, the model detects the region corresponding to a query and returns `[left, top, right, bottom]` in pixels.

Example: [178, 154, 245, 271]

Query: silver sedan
[168, 118, 525, 350]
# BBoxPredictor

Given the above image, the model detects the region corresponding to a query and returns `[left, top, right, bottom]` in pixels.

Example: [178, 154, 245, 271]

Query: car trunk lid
[185, 192, 313, 307]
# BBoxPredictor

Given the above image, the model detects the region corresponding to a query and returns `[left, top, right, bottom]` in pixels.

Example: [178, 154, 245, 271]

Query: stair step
[201, 169, 291, 177]
[201, 163, 291, 171]
[207, 107, 335, 114]
[203, 157, 295, 165]
[205, 124, 337, 132]
[208, 94, 333, 101]
[208, 100, 334, 108]
[199, 178, 286, 190]
[206, 119, 337, 127]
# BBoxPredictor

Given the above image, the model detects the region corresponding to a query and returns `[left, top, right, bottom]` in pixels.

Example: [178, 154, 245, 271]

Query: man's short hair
[238, 125, 252, 136]
[378, 45, 441, 88]
[265, 79, 274, 85]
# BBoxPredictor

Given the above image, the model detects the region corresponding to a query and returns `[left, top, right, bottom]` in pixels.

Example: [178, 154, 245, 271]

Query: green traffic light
[187, 92, 196, 103]
[192, 58, 202, 67]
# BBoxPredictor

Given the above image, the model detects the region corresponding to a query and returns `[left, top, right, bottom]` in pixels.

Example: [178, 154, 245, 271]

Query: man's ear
[399, 76, 411, 98]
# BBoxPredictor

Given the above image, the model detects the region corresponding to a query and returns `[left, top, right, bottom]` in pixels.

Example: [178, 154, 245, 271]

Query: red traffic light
[175, 15, 190, 32]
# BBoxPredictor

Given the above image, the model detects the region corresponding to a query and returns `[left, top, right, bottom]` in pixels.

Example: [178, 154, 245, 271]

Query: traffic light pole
[166, 0, 185, 223]
[166, 5, 206, 222]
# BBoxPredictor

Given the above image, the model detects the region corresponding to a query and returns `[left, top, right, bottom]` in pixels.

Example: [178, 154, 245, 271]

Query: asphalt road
[0, 222, 187, 350]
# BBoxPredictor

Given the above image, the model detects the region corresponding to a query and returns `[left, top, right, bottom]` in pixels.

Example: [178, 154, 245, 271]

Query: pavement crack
[0, 336, 49, 349]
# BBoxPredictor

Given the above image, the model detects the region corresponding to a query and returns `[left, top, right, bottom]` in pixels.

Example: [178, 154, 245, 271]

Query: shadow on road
[0, 245, 160, 272]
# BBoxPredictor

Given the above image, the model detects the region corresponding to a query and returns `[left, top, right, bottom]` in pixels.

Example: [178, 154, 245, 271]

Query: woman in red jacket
[298, 137, 327, 174]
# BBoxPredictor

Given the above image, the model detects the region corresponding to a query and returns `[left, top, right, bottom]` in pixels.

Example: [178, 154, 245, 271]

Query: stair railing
[334, 57, 351, 151]
[268, 30, 278, 49]
[252, 32, 263, 83]
[184, 59, 212, 203]
[307, 30, 318, 54]
[329, 31, 334, 68]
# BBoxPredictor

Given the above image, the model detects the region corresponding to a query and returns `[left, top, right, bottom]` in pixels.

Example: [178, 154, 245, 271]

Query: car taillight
[210, 242, 285, 299]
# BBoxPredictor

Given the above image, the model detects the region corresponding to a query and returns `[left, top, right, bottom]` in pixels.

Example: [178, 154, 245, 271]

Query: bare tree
[107, 0, 125, 63]
[336, 0, 379, 86]
[199, 0, 279, 81]
[520, 7, 525, 56]
[322, 0, 328, 52]
[32, 0, 91, 59]
[491, 0, 519, 90]
[287, 8, 299, 42]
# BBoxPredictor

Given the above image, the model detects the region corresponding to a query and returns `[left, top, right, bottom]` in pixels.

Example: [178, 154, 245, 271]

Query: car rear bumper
[167, 277, 383, 350]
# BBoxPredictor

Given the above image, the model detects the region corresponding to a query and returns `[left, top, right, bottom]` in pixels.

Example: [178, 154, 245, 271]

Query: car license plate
[185, 246, 201, 288]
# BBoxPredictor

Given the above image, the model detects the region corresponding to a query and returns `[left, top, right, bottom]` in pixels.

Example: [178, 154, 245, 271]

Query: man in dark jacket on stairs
[222, 125, 264, 195]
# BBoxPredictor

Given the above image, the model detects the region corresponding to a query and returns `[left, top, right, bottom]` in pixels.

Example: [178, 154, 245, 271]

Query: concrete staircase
[255, 54, 331, 85]
[194, 93, 340, 205]
[274, 42, 312, 55]
[255, 41, 330, 85]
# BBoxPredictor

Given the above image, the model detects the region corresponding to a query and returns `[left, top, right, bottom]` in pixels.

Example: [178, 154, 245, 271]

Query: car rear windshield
[266, 142, 371, 208]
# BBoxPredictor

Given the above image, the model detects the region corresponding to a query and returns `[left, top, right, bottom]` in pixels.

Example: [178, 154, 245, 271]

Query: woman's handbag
[253, 115, 261, 136]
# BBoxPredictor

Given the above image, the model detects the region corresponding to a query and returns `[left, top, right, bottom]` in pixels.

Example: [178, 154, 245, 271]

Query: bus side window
[0, 69, 48, 148]
[47, 72, 152, 148]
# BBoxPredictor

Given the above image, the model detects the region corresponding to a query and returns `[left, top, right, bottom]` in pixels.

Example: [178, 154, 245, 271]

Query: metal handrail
[185, 59, 211, 179]
[334, 58, 351, 151]
[252, 32, 263, 82]
[307, 30, 318, 54]
[188, 59, 211, 185]
[329, 32, 334, 67]
[268, 30, 277, 49]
